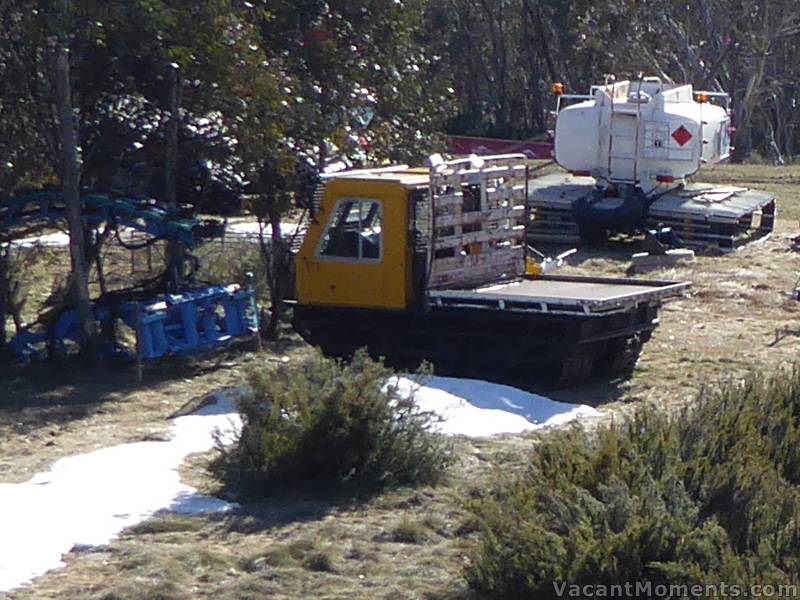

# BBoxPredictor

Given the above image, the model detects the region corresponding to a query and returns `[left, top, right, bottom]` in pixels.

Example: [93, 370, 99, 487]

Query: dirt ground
[3, 163, 800, 599]
[549, 164, 800, 414]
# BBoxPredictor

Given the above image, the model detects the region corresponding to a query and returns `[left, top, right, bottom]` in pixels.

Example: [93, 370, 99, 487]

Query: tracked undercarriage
[294, 285, 660, 389]
[293, 267, 688, 389]
[528, 173, 776, 250]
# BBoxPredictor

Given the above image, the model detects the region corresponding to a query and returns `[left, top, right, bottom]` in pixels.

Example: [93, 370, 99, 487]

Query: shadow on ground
[0, 336, 280, 434]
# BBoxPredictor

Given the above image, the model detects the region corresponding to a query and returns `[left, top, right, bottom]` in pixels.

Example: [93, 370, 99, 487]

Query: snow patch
[225, 221, 299, 239]
[10, 231, 71, 248]
[0, 395, 242, 593]
[395, 375, 601, 437]
[0, 376, 599, 592]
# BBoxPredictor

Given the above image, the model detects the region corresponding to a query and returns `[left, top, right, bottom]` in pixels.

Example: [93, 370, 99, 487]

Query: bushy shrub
[466, 370, 800, 598]
[196, 241, 269, 302]
[220, 349, 452, 493]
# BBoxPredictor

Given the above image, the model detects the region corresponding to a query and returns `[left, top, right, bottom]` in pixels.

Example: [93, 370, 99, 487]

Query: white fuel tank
[554, 79, 731, 194]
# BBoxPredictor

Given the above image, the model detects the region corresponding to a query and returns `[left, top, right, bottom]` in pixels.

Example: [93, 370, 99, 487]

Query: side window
[318, 199, 383, 261]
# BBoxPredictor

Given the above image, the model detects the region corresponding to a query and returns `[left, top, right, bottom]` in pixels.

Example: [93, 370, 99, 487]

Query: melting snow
[395, 375, 601, 437]
[225, 221, 300, 240]
[4, 222, 302, 250]
[0, 376, 599, 593]
[10, 231, 70, 248]
[0, 395, 241, 593]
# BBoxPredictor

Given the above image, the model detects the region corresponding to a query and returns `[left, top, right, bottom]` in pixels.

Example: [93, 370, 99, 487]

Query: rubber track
[293, 304, 657, 389]
[528, 197, 776, 251]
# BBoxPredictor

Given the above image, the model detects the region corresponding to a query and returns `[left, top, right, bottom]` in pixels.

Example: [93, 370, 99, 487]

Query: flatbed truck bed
[429, 275, 690, 315]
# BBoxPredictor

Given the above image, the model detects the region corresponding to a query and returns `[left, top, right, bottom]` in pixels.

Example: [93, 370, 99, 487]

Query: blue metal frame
[7, 286, 259, 363]
[2, 191, 258, 363]
[136, 286, 259, 360]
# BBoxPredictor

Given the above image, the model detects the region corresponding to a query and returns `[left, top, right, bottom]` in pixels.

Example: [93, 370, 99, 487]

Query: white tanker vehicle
[528, 77, 775, 250]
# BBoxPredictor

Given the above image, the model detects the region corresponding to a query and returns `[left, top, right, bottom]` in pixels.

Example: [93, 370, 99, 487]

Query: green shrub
[466, 369, 800, 598]
[250, 537, 335, 571]
[302, 548, 336, 572]
[220, 349, 452, 493]
[196, 241, 269, 302]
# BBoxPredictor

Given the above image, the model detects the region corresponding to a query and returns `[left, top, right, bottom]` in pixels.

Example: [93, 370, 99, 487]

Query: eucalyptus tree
[0, 1, 101, 359]
[251, 0, 453, 169]
[0, 0, 286, 359]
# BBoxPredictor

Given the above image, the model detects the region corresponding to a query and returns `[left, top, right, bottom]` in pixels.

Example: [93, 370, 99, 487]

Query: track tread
[294, 305, 656, 389]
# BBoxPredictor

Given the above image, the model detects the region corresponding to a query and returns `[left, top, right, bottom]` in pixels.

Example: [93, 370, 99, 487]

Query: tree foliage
[440, 0, 800, 162]
[3, 0, 800, 201]
[466, 369, 800, 598]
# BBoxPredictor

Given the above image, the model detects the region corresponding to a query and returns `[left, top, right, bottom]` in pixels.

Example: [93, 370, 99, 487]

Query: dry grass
[538, 163, 800, 416]
[4, 163, 800, 598]
[6, 445, 492, 600]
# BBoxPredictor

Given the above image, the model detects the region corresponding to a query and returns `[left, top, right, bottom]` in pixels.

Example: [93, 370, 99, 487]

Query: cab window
[318, 199, 382, 260]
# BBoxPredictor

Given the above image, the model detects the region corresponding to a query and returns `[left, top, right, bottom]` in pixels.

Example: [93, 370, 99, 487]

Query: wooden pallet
[428, 155, 528, 289]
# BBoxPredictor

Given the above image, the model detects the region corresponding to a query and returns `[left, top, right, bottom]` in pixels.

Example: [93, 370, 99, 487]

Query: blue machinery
[8, 286, 259, 363]
[136, 287, 258, 360]
[0, 190, 224, 246]
[1, 191, 259, 363]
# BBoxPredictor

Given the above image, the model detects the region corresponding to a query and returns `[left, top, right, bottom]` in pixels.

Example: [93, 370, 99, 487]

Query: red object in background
[446, 135, 553, 159]
[308, 29, 331, 43]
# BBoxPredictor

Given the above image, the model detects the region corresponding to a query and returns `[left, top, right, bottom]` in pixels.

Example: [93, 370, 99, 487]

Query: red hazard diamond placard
[671, 125, 693, 147]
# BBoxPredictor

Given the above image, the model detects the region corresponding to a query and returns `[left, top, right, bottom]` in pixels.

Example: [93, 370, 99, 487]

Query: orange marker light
[552, 82, 565, 96]
[695, 92, 709, 103]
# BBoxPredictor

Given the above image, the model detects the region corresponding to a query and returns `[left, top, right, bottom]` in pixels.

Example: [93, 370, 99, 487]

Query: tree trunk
[0, 244, 25, 339]
[264, 201, 289, 341]
[93, 230, 108, 296]
[164, 63, 184, 291]
[522, 0, 557, 83]
[165, 64, 178, 207]
[56, 43, 98, 362]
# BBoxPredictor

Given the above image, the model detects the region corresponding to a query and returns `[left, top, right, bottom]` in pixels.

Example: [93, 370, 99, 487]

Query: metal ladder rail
[603, 77, 646, 186]
[633, 77, 644, 185]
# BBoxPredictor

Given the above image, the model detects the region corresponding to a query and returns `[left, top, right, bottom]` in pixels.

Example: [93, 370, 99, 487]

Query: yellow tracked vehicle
[291, 154, 690, 387]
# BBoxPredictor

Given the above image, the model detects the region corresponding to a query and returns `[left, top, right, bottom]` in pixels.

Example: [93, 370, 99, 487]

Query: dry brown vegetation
[3, 163, 800, 598]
